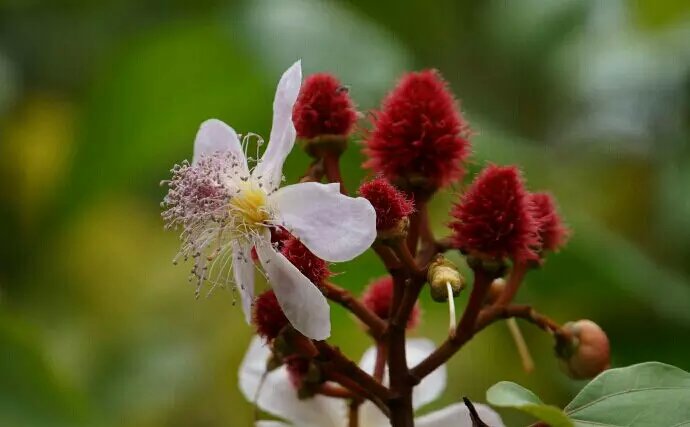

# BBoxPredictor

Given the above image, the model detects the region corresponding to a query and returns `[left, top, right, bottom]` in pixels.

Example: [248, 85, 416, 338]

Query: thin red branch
[410, 303, 566, 380]
[321, 281, 386, 339]
[495, 261, 528, 306]
[322, 152, 347, 194]
[318, 383, 356, 399]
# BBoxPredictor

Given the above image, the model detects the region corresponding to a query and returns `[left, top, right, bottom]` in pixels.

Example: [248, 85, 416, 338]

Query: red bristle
[281, 236, 331, 285]
[363, 70, 471, 189]
[450, 165, 539, 262]
[252, 290, 289, 341]
[362, 276, 420, 329]
[529, 192, 570, 253]
[358, 177, 415, 230]
[292, 73, 357, 139]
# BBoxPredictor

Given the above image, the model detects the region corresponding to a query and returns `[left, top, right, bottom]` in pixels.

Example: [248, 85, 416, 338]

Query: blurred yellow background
[1, 1, 689, 426]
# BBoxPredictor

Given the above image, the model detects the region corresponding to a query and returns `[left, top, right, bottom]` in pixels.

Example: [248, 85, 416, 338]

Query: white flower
[162, 61, 377, 340]
[239, 336, 505, 427]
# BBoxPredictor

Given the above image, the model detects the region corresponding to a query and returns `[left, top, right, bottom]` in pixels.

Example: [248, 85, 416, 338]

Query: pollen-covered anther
[363, 69, 471, 191]
[362, 276, 420, 329]
[228, 181, 271, 236]
[252, 290, 289, 341]
[450, 164, 539, 264]
[281, 237, 331, 285]
[358, 177, 415, 236]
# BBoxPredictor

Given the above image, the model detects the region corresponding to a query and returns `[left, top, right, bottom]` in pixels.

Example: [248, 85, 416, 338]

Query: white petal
[256, 422, 293, 427]
[270, 182, 376, 262]
[359, 401, 390, 427]
[239, 336, 345, 427]
[407, 339, 447, 410]
[192, 119, 248, 174]
[253, 60, 302, 192]
[232, 242, 255, 324]
[255, 237, 331, 340]
[357, 339, 445, 412]
[415, 403, 505, 427]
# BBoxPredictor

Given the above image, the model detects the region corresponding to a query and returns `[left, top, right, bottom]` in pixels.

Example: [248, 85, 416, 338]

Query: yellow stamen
[228, 182, 270, 234]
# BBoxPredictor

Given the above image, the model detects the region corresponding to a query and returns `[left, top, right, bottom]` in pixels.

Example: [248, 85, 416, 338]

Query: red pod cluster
[529, 192, 570, 254]
[450, 165, 539, 262]
[358, 177, 414, 230]
[252, 290, 289, 341]
[362, 276, 420, 329]
[363, 70, 471, 190]
[292, 73, 357, 139]
[281, 236, 331, 285]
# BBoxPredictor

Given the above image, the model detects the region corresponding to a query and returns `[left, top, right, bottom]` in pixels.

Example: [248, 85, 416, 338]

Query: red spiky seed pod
[281, 236, 331, 285]
[362, 276, 420, 329]
[358, 177, 414, 230]
[292, 73, 357, 139]
[253, 290, 289, 341]
[363, 69, 471, 190]
[450, 165, 539, 262]
[285, 356, 312, 389]
[529, 192, 570, 254]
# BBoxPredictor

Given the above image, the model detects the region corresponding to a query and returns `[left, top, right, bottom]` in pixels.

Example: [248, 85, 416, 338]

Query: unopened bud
[285, 356, 323, 399]
[556, 319, 610, 380]
[485, 278, 506, 305]
[300, 134, 348, 158]
[376, 217, 410, 241]
[428, 256, 464, 302]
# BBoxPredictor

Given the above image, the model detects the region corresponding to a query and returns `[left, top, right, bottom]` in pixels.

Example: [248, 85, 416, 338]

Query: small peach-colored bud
[485, 278, 506, 305]
[557, 319, 610, 380]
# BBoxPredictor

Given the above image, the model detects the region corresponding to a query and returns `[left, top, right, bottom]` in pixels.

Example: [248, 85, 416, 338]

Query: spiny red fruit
[529, 192, 570, 254]
[253, 290, 289, 341]
[358, 177, 414, 230]
[285, 356, 311, 389]
[362, 276, 420, 329]
[292, 73, 357, 139]
[558, 320, 610, 380]
[363, 69, 471, 190]
[450, 165, 539, 262]
[281, 236, 331, 285]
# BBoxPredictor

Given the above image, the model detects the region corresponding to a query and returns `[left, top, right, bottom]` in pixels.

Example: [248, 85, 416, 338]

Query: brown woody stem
[495, 260, 528, 306]
[349, 400, 361, 427]
[321, 281, 386, 339]
[411, 303, 565, 380]
[323, 152, 347, 194]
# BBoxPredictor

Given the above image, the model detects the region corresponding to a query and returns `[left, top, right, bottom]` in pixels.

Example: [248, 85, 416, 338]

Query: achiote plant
[162, 61, 690, 427]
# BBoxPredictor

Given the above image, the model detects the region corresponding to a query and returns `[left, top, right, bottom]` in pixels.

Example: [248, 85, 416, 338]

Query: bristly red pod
[281, 236, 331, 285]
[292, 73, 357, 139]
[529, 192, 570, 254]
[450, 164, 539, 262]
[358, 177, 415, 230]
[362, 276, 420, 329]
[252, 290, 289, 341]
[363, 69, 471, 191]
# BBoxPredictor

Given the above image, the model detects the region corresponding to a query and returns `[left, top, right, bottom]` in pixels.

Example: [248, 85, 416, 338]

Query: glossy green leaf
[565, 362, 690, 426]
[486, 381, 574, 427]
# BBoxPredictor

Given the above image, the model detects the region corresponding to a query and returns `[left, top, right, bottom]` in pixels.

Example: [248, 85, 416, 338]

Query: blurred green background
[1, 0, 689, 426]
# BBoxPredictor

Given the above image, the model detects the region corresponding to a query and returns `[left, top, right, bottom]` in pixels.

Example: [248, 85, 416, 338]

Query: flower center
[228, 181, 270, 236]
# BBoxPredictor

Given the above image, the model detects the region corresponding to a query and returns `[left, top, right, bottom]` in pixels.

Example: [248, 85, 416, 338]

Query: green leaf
[486, 381, 574, 427]
[565, 362, 690, 426]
